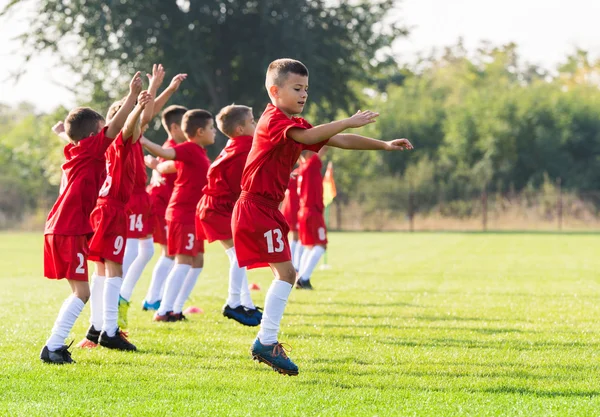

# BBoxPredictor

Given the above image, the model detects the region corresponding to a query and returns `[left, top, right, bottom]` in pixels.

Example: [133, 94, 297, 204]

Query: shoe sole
[223, 313, 260, 327]
[251, 354, 299, 376]
[99, 342, 137, 351]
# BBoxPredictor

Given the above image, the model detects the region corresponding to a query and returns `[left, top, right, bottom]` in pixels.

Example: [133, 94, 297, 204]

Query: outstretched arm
[141, 137, 176, 160]
[123, 91, 152, 141]
[156, 160, 177, 174]
[141, 64, 166, 127]
[152, 73, 187, 118]
[106, 71, 143, 138]
[328, 134, 413, 151]
[51, 121, 70, 142]
[287, 110, 379, 145]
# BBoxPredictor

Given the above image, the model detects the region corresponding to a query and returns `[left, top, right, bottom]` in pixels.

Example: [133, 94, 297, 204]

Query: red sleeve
[267, 113, 311, 145]
[173, 141, 195, 163]
[303, 139, 329, 153]
[93, 126, 115, 155]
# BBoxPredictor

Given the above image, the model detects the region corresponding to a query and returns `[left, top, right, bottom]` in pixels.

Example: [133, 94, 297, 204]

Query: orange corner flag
[323, 161, 337, 207]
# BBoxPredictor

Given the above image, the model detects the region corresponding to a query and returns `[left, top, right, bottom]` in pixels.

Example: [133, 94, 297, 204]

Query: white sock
[102, 276, 123, 337]
[225, 247, 244, 308]
[173, 267, 202, 314]
[257, 280, 293, 345]
[89, 273, 106, 331]
[298, 247, 311, 276]
[290, 239, 297, 265]
[46, 295, 85, 351]
[293, 243, 305, 271]
[145, 256, 174, 303]
[120, 238, 155, 302]
[240, 272, 255, 309]
[122, 238, 139, 278]
[157, 264, 191, 315]
[298, 246, 326, 281]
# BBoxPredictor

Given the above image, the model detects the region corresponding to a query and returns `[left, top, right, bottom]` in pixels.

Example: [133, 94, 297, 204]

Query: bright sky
[1, 0, 600, 112]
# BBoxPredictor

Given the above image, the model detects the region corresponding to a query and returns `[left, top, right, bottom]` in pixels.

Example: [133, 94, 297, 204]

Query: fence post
[482, 186, 488, 232]
[408, 185, 414, 232]
[557, 177, 563, 231]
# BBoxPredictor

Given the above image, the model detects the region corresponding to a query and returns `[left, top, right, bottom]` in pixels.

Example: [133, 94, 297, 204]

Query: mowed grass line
[1, 232, 600, 416]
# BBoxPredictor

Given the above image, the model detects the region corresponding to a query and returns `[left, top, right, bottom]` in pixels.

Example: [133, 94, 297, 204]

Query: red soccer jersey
[97, 133, 136, 204]
[44, 127, 114, 236]
[281, 169, 300, 215]
[202, 135, 252, 201]
[166, 141, 211, 224]
[241, 104, 327, 203]
[131, 140, 147, 193]
[146, 138, 177, 204]
[298, 153, 324, 213]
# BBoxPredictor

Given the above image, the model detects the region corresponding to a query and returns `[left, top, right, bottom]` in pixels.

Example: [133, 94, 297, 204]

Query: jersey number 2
[264, 229, 285, 253]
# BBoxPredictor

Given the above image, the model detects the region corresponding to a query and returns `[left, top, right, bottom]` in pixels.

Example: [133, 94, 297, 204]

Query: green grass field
[2, 232, 600, 416]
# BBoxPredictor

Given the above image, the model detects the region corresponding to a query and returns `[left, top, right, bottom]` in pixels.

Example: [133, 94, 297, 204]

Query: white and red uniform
[231, 104, 327, 269]
[297, 153, 327, 246]
[88, 133, 136, 264]
[196, 135, 252, 242]
[44, 127, 114, 281]
[166, 141, 210, 257]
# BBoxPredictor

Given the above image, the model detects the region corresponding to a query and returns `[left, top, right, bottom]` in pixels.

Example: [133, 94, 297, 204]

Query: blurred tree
[2, 0, 406, 126]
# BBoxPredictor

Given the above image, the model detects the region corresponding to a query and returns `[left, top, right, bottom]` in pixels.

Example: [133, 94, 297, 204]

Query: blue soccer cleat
[223, 304, 261, 327]
[251, 338, 299, 376]
[142, 299, 161, 311]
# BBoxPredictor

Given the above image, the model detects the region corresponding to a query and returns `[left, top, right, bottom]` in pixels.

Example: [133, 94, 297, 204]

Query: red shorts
[88, 202, 128, 264]
[44, 234, 89, 281]
[167, 219, 204, 257]
[196, 195, 234, 243]
[232, 192, 291, 269]
[298, 209, 328, 246]
[126, 192, 153, 238]
[149, 195, 168, 245]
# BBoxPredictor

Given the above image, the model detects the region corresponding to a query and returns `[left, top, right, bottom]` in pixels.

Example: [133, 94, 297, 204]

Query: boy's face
[271, 73, 308, 116]
[239, 113, 256, 137]
[193, 118, 217, 146]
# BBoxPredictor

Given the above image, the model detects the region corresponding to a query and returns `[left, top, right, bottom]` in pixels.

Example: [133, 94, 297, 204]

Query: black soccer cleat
[40, 343, 75, 364]
[295, 279, 313, 290]
[99, 328, 137, 351]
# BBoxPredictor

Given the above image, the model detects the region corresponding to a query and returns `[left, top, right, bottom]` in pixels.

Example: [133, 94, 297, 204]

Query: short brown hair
[181, 109, 213, 137]
[161, 105, 188, 131]
[266, 58, 309, 88]
[65, 107, 105, 142]
[216, 104, 253, 137]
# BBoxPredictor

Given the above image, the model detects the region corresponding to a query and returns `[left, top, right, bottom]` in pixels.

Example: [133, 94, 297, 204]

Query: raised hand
[129, 71, 143, 95]
[346, 110, 379, 128]
[168, 73, 187, 92]
[51, 121, 65, 135]
[137, 91, 152, 109]
[147, 64, 165, 90]
[144, 154, 159, 170]
[385, 138, 414, 151]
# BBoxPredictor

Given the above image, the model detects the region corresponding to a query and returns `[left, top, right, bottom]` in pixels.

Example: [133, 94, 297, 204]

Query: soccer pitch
[1, 232, 600, 416]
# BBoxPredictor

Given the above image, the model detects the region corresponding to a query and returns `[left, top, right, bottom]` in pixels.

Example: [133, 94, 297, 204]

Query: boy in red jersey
[196, 104, 261, 326]
[83, 90, 152, 352]
[118, 71, 187, 327]
[295, 148, 327, 289]
[142, 110, 215, 321]
[142, 104, 188, 311]
[232, 58, 413, 375]
[40, 72, 144, 364]
[281, 169, 302, 270]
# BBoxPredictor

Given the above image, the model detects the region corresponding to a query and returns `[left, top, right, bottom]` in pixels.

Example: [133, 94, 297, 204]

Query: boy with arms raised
[40, 72, 144, 364]
[82, 89, 152, 351]
[196, 104, 261, 326]
[118, 71, 188, 327]
[142, 110, 215, 321]
[232, 58, 413, 375]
